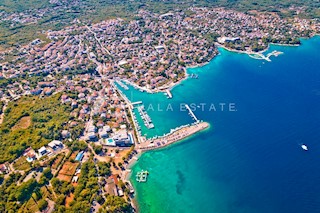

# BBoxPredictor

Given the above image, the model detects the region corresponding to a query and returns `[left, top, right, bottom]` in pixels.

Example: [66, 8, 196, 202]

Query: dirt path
[0, 104, 7, 125]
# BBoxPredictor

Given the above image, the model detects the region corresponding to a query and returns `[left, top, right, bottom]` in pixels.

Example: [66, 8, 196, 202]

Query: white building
[38, 146, 48, 157]
[48, 140, 64, 150]
[99, 126, 110, 138]
[113, 130, 133, 147]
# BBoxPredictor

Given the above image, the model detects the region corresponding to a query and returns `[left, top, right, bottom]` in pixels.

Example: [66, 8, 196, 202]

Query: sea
[117, 36, 320, 213]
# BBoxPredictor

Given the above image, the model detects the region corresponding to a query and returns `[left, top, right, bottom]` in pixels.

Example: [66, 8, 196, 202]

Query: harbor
[249, 50, 283, 62]
[112, 78, 209, 151]
[116, 79, 129, 90]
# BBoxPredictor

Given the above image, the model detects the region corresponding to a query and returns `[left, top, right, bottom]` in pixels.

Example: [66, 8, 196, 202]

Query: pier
[165, 89, 172, 99]
[111, 80, 142, 143]
[249, 50, 283, 62]
[137, 122, 209, 151]
[132, 101, 143, 106]
[185, 104, 199, 123]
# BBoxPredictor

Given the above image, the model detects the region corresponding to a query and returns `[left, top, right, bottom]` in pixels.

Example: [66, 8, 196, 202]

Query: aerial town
[0, 5, 320, 213]
[1, 8, 319, 92]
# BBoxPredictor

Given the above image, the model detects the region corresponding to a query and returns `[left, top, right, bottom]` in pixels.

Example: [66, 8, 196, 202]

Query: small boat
[301, 144, 308, 151]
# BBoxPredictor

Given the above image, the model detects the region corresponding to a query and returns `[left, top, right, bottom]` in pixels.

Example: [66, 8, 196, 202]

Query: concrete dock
[185, 104, 199, 123]
[166, 89, 172, 98]
[137, 122, 209, 151]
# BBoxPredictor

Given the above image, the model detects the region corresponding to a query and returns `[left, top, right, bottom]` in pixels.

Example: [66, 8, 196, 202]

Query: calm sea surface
[120, 36, 320, 213]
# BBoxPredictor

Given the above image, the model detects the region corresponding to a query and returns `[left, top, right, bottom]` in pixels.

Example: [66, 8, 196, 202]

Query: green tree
[38, 199, 48, 211]
[93, 145, 103, 155]
[15, 179, 38, 202]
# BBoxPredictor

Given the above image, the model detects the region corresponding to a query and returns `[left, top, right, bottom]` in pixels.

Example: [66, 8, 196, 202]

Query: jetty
[137, 122, 209, 151]
[132, 101, 142, 106]
[185, 104, 199, 123]
[165, 89, 172, 99]
[249, 50, 283, 62]
[136, 170, 149, 182]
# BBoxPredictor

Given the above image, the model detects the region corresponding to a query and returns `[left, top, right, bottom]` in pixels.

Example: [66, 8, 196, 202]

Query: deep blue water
[129, 36, 320, 213]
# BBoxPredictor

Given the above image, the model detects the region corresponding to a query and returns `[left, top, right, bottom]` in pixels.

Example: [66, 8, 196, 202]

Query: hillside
[0, 93, 71, 163]
[0, 0, 319, 49]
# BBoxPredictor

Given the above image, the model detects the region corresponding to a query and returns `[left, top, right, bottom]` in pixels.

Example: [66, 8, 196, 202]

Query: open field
[57, 161, 79, 182]
[13, 156, 31, 171]
[57, 174, 73, 182]
[11, 116, 31, 131]
[59, 161, 79, 176]
[51, 154, 64, 170]
[65, 193, 74, 207]
[41, 185, 54, 200]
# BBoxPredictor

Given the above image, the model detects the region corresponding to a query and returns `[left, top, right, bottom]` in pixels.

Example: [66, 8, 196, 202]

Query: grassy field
[41, 185, 54, 200]
[0, 93, 71, 163]
[51, 154, 64, 170]
[22, 197, 39, 213]
[11, 116, 31, 131]
[13, 156, 31, 171]
[0, 0, 51, 12]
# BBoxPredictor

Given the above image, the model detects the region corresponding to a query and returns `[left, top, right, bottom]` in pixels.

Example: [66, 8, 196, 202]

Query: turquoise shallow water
[124, 36, 320, 213]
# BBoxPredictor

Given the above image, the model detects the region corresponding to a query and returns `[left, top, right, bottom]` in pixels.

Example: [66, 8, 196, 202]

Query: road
[85, 25, 112, 56]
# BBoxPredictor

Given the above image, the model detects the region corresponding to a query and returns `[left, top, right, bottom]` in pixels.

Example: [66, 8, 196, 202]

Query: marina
[137, 105, 155, 129]
[116, 80, 129, 90]
[249, 50, 283, 62]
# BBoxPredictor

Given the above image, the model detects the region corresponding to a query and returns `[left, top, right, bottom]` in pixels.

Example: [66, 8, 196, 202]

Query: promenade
[137, 122, 209, 151]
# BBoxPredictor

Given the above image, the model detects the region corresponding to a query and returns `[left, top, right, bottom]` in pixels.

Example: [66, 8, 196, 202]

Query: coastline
[115, 75, 211, 211]
[136, 122, 210, 151]
[116, 35, 320, 97]
[121, 35, 320, 95]
[123, 122, 211, 179]
[121, 58, 214, 96]
[215, 34, 320, 57]
[117, 35, 320, 212]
